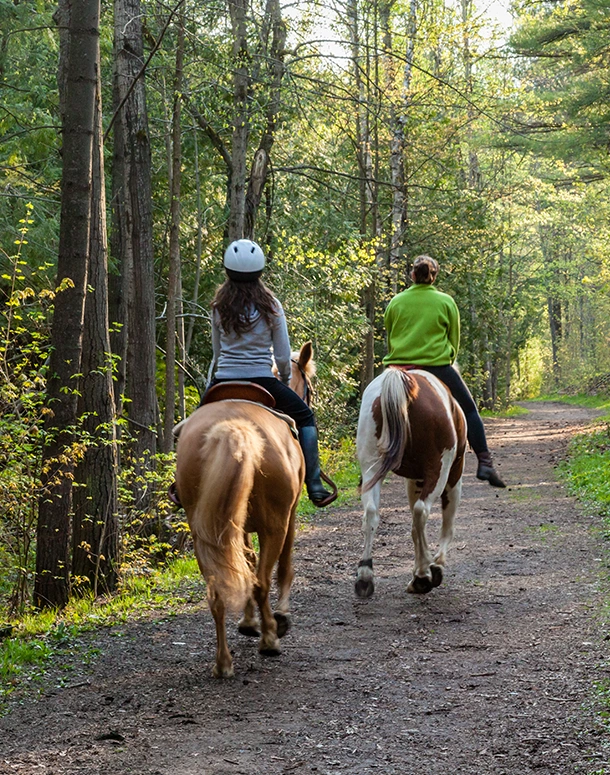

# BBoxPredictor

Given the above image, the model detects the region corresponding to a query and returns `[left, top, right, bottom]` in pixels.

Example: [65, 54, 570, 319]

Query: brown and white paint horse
[355, 367, 467, 597]
[175, 343, 315, 678]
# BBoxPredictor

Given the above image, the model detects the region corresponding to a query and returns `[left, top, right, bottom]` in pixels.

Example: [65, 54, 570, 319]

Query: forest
[1, 0, 610, 616]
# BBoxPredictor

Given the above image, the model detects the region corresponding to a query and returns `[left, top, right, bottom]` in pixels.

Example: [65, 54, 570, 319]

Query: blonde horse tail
[191, 418, 265, 612]
[364, 368, 418, 492]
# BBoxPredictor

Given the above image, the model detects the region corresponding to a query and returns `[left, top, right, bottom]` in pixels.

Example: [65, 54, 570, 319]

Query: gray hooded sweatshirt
[211, 298, 292, 383]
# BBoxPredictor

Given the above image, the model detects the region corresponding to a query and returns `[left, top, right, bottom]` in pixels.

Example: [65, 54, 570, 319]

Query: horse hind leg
[207, 586, 233, 678]
[407, 484, 435, 594]
[355, 480, 381, 598]
[238, 533, 260, 638]
[432, 478, 462, 587]
[273, 505, 297, 639]
[254, 532, 285, 656]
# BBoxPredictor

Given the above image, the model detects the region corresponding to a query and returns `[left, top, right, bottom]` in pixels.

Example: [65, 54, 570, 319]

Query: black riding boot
[476, 451, 506, 488]
[298, 426, 337, 507]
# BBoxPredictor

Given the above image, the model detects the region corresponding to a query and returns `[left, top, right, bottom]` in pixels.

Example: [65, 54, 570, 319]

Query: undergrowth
[297, 436, 360, 519]
[553, 394, 610, 762]
[480, 404, 529, 418]
[0, 555, 205, 712]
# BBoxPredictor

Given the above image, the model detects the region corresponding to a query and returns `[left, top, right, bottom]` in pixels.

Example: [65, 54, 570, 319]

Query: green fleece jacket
[383, 283, 460, 366]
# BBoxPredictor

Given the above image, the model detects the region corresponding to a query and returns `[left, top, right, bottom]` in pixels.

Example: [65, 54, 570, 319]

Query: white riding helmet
[223, 239, 266, 282]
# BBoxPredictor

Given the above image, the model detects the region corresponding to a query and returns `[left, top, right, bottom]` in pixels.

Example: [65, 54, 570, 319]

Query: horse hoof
[407, 575, 433, 594]
[212, 664, 234, 678]
[430, 564, 443, 588]
[260, 641, 281, 657]
[274, 612, 291, 639]
[355, 578, 374, 598]
[238, 623, 260, 638]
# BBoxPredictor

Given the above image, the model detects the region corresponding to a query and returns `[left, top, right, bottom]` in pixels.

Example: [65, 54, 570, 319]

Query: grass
[558, 424, 610, 527]
[297, 437, 361, 519]
[480, 404, 530, 418]
[549, 392, 610, 753]
[0, 556, 206, 711]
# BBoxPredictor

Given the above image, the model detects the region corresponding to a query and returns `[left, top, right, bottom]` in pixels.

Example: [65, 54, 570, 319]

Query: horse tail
[190, 418, 264, 611]
[363, 368, 418, 492]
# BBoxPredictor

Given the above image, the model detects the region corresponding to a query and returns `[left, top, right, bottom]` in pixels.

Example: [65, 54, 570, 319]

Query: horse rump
[186, 417, 265, 611]
[364, 368, 419, 492]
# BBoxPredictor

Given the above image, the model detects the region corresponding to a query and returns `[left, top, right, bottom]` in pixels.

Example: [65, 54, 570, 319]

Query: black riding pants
[202, 376, 315, 429]
[417, 365, 488, 455]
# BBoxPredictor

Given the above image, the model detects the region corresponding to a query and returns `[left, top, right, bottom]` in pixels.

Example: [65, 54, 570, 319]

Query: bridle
[291, 358, 313, 406]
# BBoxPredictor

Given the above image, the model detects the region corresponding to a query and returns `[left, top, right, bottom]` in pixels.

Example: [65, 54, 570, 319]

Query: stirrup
[309, 471, 338, 508]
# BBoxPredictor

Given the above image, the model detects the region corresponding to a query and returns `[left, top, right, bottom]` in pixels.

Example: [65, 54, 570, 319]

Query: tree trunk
[347, 0, 376, 392]
[547, 296, 562, 383]
[243, 0, 286, 239]
[109, 63, 129, 415]
[162, 10, 184, 452]
[72, 49, 119, 595]
[185, 118, 204, 357]
[35, 0, 99, 609]
[114, 0, 158, 497]
[228, 0, 250, 241]
[381, 0, 416, 286]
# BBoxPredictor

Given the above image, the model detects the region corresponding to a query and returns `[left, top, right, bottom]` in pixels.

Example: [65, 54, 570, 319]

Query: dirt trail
[1, 402, 609, 775]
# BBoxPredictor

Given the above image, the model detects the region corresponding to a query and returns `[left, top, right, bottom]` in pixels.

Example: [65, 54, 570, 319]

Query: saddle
[202, 381, 276, 408]
[201, 381, 298, 438]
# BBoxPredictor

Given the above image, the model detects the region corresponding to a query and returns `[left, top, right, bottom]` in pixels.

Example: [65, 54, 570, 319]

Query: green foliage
[0, 554, 205, 712]
[0, 637, 51, 704]
[270, 238, 374, 439]
[559, 423, 610, 527]
[0, 204, 51, 613]
[297, 436, 361, 518]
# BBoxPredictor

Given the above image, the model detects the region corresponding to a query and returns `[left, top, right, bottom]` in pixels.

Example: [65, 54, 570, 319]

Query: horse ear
[298, 340, 313, 367]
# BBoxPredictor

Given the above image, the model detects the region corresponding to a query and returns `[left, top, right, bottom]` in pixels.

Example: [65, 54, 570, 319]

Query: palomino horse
[355, 366, 467, 597]
[175, 342, 315, 678]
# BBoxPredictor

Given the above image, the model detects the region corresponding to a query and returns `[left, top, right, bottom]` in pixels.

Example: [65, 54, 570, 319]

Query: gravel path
[1, 401, 608, 775]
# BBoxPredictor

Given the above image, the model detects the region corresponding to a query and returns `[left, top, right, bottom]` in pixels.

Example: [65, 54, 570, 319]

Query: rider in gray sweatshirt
[201, 239, 336, 508]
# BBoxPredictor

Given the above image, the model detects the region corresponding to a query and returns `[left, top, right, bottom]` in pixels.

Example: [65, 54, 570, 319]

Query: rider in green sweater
[384, 255, 505, 488]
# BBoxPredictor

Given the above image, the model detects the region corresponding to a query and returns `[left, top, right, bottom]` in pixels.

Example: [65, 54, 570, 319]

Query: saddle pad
[388, 364, 422, 373]
[202, 381, 276, 408]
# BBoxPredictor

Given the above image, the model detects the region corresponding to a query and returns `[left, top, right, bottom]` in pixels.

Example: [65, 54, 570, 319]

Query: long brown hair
[212, 278, 279, 335]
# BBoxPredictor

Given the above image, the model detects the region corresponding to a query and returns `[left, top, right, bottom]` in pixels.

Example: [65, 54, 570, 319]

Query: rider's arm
[448, 299, 460, 363]
[211, 312, 221, 371]
[271, 301, 292, 384]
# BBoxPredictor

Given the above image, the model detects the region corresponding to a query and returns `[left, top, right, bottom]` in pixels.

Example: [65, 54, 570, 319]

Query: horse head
[289, 340, 315, 406]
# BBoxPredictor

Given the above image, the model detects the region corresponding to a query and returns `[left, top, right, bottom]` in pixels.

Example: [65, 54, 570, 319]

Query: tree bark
[72, 47, 119, 595]
[35, 0, 99, 609]
[114, 0, 158, 496]
[347, 0, 376, 392]
[227, 0, 250, 241]
[243, 0, 286, 239]
[162, 9, 184, 452]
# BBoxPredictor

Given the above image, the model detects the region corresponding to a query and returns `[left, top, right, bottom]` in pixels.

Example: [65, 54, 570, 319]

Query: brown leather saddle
[201, 381, 297, 439]
[202, 381, 276, 408]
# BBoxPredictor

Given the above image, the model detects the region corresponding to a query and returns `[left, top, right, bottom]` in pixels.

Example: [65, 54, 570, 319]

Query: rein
[291, 358, 313, 405]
